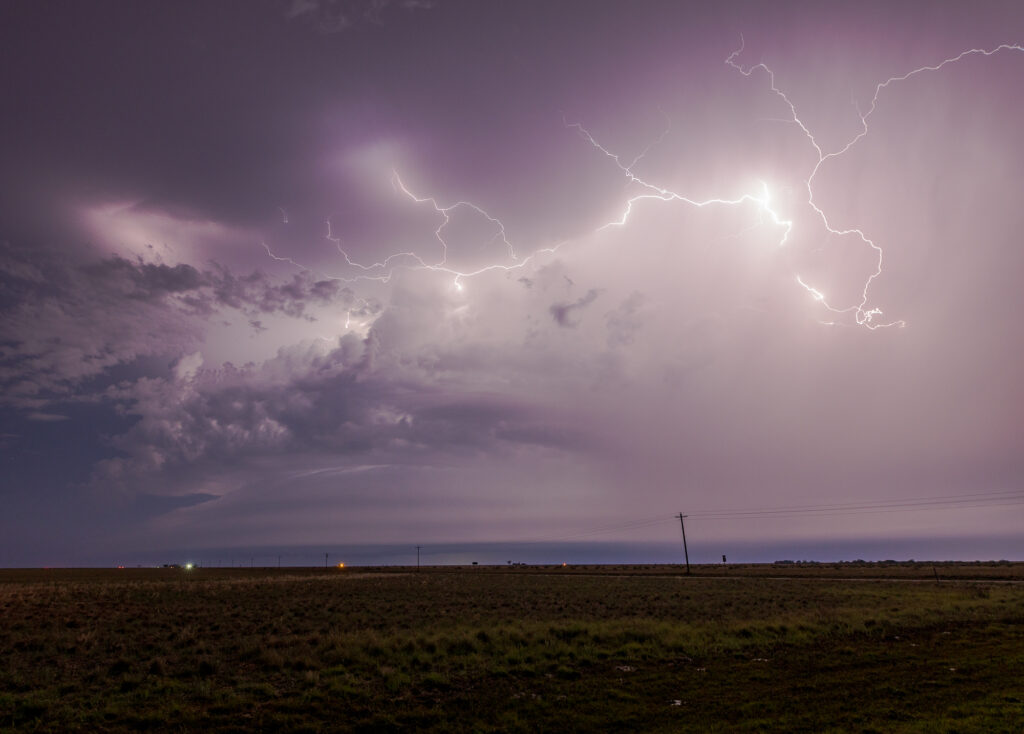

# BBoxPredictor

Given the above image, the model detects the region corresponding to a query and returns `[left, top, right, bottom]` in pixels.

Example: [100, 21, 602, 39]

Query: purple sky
[2, 1, 1023, 566]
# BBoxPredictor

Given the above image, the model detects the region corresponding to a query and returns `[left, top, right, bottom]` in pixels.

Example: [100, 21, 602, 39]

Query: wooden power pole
[677, 513, 691, 575]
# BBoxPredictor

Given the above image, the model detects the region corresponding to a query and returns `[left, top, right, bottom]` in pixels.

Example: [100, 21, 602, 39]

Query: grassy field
[1, 563, 1022, 732]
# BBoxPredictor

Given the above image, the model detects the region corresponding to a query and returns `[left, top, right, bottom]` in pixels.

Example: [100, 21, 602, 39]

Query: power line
[519, 490, 1022, 543]
[688, 493, 1024, 519]
[687, 488, 1022, 516]
[691, 499, 1024, 520]
[414, 489, 1020, 557]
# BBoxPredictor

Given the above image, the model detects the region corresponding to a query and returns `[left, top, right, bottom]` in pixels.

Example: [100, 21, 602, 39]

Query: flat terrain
[1, 563, 1022, 732]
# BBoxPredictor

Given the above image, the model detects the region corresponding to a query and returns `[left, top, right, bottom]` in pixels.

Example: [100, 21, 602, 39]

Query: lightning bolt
[264, 176, 561, 292]
[264, 37, 1023, 329]
[564, 118, 793, 245]
[726, 36, 1023, 328]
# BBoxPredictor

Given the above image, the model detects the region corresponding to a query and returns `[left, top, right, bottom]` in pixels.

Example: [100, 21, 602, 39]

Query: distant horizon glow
[46, 533, 1024, 570]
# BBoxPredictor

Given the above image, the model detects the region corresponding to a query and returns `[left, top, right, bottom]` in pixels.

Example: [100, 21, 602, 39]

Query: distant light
[562, 562, 567, 567]
[117, 565, 125, 569]
[185, 563, 194, 570]
[337, 562, 345, 568]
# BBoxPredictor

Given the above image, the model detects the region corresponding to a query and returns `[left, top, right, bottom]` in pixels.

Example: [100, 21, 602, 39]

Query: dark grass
[1, 563, 1022, 732]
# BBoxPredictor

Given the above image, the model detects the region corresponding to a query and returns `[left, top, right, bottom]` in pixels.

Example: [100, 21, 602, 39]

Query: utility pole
[677, 513, 691, 575]
[416, 546, 421, 571]
[325, 552, 329, 568]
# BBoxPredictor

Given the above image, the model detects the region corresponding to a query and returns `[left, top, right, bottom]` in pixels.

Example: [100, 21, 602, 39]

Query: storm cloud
[1, 1, 1022, 565]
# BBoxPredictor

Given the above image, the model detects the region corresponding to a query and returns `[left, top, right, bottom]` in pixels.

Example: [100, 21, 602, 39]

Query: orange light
[337, 562, 345, 568]
[562, 562, 567, 567]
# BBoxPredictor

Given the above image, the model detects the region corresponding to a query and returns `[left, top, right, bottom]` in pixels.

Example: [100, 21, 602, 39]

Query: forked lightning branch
[265, 38, 1023, 331]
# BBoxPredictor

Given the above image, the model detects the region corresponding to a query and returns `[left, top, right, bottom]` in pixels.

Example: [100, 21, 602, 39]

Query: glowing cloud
[263, 37, 1023, 331]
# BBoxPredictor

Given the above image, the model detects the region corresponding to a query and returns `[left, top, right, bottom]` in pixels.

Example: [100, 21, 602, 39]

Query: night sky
[2, 0, 1023, 566]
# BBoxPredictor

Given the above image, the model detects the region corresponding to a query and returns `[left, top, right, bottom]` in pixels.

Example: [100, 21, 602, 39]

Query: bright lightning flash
[263, 38, 1023, 330]
[726, 36, 1023, 328]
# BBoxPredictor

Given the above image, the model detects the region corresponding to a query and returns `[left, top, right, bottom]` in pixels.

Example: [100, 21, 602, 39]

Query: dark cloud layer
[96, 334, 590, 495]
[0, 241, 362, 410]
